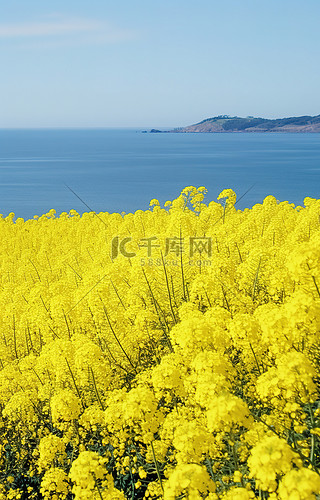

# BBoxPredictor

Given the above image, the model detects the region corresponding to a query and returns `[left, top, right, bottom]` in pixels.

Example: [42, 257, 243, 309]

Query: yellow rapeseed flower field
[0, 186, 320, 499]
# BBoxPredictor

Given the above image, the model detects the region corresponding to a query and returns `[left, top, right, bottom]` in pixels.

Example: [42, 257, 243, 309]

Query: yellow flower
[278, 468, 320, 499]
[248, 435, 301, 492]
[1, 185, 320, 496]
[38, 434, 66, 469]
[51, 389, 82, 424]
[163, 463, 216, 499]
[221, 487, 255, 499]
[40, 468, 70, 500]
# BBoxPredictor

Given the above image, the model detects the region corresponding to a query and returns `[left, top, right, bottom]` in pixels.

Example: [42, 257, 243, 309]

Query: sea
[1, 128, 320, 220]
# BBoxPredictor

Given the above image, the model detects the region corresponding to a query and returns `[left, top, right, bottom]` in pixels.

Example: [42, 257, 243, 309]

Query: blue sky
[0, 0, 319, 128]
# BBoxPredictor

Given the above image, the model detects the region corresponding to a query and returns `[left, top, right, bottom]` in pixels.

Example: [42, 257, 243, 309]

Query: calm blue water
[1, 129, 320, 219]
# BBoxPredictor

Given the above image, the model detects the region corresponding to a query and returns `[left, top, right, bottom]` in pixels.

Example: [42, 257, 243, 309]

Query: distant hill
[163, 114, 320, 133]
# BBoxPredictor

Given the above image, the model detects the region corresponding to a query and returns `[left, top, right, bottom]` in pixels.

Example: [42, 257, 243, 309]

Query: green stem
[151, 441, 164, 493]
[142, 268, 173, 352]
[308, 403, 317, 467]
[161, 251, 177, 324]
[90, 367, 105, 411]
[252, 257, 261, 302]
[179, 227, 187, 301]
[101, 300, 137, 372]
[65, 357, 85, 409]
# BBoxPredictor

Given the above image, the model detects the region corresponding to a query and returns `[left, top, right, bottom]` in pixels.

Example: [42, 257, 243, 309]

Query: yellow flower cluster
[0, 186, 320, 499]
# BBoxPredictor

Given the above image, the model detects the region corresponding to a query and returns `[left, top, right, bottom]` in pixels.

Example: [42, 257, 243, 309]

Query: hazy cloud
[0, 16, 136, 44]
